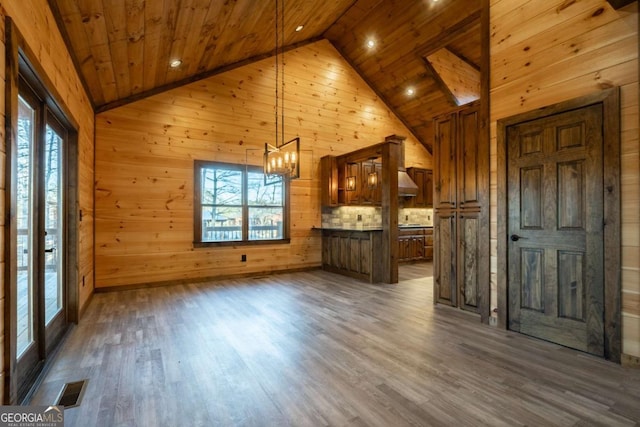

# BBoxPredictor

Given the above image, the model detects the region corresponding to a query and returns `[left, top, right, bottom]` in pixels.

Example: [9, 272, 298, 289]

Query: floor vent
[56, 379, 87, 409]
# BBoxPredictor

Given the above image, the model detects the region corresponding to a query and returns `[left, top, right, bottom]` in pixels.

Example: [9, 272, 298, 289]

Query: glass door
[14, 80, 68, 401]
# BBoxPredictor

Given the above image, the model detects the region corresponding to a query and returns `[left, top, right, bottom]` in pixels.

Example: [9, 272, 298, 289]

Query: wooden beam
[95, 37, 324, 113]
[327, 41, 431, 154]
[606, 0, 636, 10]
[417, 10, 482, 58]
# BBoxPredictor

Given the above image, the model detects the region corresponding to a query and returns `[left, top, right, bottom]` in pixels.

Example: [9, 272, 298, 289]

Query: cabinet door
[361, 162, 382, 205]
[424, 229, 433, 261]
[345, 162, 361, 205]
[457, 211, 481, 313]
[322, 234, 331, 265]
[359, 237, 372, 275]
[458, 104, 481, 209]
[411, 168, 427, 207]
[320, 156, 338, 206]
[398, 237, 411, 262]
[434, 113, 457, 209]
[425, 170, 433, 207]
[434, 211, 456, 306]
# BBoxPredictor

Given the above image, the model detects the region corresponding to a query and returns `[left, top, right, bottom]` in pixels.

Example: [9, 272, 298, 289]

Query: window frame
[193, 160, 291, 247]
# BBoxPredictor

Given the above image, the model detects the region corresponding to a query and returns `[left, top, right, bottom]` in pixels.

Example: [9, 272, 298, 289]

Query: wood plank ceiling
[49, 0, 483, 152]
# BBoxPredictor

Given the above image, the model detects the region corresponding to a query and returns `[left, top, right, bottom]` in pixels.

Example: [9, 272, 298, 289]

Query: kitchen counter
[319, 228, 384, 283]
[313, 226, 383, 231]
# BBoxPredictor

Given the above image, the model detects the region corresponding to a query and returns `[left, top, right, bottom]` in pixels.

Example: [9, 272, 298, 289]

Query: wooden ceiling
[49, 0, 484, 151]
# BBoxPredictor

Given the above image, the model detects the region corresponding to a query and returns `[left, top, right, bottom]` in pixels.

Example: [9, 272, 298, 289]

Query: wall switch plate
[241, 254, 247, 262]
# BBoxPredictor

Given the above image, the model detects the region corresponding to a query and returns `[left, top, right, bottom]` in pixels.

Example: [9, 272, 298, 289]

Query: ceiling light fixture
[264, 0, 301, 181]
[406, 87, 415, 96]
[366, 39, 376, 49]
[295, 25, 304, 32]
[169, 59, 182, 68]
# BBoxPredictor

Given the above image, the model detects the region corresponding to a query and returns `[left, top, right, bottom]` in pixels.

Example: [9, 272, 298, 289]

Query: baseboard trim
[93, 266, 322, 293]
[621, 353, 640, 368]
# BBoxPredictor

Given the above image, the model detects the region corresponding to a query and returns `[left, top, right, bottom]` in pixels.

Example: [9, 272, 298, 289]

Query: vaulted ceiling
[49, 0, 484, 151]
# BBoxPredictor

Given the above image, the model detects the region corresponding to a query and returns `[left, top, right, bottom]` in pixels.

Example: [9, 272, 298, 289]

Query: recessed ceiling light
[170, 59, 182, 68]
[366, 39, 376, 49]
[406, 87, 415, 96]
[295, 25, 304, 32]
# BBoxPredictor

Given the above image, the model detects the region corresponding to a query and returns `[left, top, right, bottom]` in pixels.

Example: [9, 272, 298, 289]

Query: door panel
[458, 212, 480, 312]
[458, 104, 481, 208]
[507, 104, 604, 356]
[434, 211, 456, 306]
[434, 113, 456, 209]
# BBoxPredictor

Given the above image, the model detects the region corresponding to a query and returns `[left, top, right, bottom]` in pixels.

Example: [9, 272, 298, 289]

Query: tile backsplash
[322, 206, 382, 229]
[399, 208, 433, 226]
[321, 206, 433, 228]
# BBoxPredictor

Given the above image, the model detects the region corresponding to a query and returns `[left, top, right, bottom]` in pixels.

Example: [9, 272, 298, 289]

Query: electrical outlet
[357, 214, 362, 221]
[241, 254, 247, 262]
[489, 316, 498, 326]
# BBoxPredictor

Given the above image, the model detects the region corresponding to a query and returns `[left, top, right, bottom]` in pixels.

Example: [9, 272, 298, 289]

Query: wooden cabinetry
[398, 227, 432, 262]
[321, 229, 383, 283]
[433, 102, 488, 317]
[320, 155, 339, 206]
[360, 161, 382, 205]
[321, 155, 382, 207]
[406, 167, 433, 207]
[424, 228, 433, 260]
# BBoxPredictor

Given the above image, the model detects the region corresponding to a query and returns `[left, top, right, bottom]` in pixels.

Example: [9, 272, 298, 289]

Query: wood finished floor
[31, 264, 640, 426]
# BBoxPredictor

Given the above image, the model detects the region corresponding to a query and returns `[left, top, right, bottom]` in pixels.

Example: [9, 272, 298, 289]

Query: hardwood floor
[31, 263, 640, 426]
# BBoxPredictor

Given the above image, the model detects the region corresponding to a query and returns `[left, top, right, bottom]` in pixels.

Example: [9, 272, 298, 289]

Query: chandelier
[264, 0, 300, 181]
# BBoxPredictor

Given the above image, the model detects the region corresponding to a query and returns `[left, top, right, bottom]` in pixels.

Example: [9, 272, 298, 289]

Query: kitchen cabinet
[433, 102, 488, 316]
[320, 155, 339, 206]
[344, 162, 361, 204]
[398, 227, 432, 262]
[321, 229, 384, 283]
[406, 167, 433, 208]
[360, 161, 382, 205]
[321, 155, 382, 207]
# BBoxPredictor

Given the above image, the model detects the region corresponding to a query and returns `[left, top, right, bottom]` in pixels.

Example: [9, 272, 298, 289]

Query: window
[194, 161, 289, 245]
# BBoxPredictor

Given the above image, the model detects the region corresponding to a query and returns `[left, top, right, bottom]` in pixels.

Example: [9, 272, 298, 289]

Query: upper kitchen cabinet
[406, 167, 433, 208]
[320, 153, 383, 207]
[321, 155, 339, 207]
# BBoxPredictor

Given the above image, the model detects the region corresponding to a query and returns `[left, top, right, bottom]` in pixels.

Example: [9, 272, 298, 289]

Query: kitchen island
[317, 227, 384, 283]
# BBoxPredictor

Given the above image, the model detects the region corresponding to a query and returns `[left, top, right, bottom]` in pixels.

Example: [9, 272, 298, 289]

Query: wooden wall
[0, 0, 95, 402]
[489, 0, 639, 359]
[94, 39, 432, 288]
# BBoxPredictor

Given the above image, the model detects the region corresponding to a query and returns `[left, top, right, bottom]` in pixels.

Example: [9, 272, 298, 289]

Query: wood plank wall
[0, 0, 95, 402]
[94, 39, 432, 289]
[489, 0, 639, 359]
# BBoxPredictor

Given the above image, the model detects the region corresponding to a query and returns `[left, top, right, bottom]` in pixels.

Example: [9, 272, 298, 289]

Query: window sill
[193, 239, 291, 248]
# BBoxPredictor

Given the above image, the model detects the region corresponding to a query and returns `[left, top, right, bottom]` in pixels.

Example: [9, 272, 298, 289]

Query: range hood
[395, 135, 419, 197]
[398, 170, 419, 197]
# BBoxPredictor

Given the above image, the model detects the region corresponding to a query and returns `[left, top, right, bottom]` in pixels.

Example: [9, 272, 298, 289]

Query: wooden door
[507, 104, 604, 356]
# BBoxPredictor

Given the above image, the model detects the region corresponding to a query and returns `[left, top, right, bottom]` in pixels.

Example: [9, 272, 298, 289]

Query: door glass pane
[16, 96, 35, 357]
[44, 125, 63, 324]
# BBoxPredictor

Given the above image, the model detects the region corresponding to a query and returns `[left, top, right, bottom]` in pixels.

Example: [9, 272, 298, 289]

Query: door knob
[510, 234, 526, 242]
[44, 247, 56, 253]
